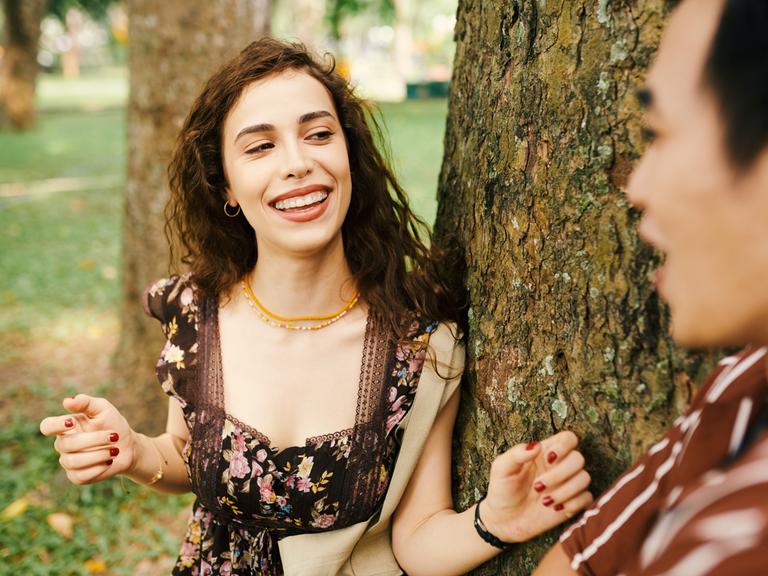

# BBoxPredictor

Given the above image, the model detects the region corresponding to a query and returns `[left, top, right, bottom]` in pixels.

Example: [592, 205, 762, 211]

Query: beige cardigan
[277, 322, 465, 575]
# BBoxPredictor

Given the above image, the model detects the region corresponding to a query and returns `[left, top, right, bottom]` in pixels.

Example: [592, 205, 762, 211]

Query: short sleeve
[639, 434, 768, 575]
[143, 274, 200, 412]
[559, 359, 734, 576]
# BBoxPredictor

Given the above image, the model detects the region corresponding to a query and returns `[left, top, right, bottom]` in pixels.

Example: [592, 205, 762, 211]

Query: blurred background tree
[116, 0, 272, 434]
[0, 0, 48, 129]
[0, 0, 118, 129]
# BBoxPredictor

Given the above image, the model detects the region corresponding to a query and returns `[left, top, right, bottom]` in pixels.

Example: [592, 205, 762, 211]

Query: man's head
[627, 0, 768, 348]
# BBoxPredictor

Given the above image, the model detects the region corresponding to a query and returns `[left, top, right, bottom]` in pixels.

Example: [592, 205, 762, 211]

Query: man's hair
[705, 0, 768, 169]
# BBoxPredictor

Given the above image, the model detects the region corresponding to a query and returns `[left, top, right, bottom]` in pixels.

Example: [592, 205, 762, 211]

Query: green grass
[37, 69, 128, 113]
[0, 72, 449, 574]
[0, 108, 125, 183]
[378, 98, 448, 225]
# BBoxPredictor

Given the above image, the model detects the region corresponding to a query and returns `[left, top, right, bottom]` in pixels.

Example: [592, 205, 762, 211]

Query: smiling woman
[39, 38, 594, 576]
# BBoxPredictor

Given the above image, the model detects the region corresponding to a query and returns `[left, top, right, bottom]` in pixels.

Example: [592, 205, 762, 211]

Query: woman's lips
[271, 190, 332, 223]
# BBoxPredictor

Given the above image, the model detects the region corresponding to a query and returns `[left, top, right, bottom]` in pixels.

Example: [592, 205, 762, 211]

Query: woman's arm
[40, 394, 191, 494]
[392, 391, 592, 576]
[124, 396, 191, 494]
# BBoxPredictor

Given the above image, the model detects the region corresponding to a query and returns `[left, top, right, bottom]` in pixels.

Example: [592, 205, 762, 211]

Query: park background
[2, 1, 456, 574]
[1, 1, 719, 575]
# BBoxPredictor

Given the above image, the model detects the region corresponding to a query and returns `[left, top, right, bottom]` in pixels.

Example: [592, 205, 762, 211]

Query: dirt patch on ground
[0, 311, 119, 420]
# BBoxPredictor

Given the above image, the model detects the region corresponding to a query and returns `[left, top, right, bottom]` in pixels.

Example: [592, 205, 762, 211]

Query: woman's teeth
[274, 191, 328, 211]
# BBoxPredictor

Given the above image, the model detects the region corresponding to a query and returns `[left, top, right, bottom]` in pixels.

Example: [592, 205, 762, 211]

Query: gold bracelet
[146, 437, 166, 486]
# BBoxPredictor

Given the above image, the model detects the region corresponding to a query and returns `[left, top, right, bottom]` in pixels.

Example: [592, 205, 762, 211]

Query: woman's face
[221, 70, 352, 257]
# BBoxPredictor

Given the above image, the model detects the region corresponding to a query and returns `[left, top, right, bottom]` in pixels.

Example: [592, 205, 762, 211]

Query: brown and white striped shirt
[560, 346, 768, 575]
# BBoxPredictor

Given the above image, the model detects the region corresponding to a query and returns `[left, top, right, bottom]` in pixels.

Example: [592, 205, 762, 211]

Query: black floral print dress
[144, 275, 438, 575]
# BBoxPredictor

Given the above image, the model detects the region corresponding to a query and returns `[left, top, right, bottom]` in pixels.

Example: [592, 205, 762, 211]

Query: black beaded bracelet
[474, 498, 514, 550]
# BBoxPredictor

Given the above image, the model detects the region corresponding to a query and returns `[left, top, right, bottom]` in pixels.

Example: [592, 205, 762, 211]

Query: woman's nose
[280, 143, 312, 180]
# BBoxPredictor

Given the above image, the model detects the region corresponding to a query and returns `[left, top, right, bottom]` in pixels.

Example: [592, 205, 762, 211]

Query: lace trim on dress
[338, 313, 395, 525]
[189, 297, 228, 514]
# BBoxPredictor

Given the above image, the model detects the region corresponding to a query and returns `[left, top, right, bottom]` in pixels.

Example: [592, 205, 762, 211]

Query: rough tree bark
[0, 0, 48, 130]
[433, 1, 720, 573]
[114, 0, 271, 434]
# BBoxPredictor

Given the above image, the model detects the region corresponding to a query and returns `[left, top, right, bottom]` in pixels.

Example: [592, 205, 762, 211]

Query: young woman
[40, 39, 593, 575]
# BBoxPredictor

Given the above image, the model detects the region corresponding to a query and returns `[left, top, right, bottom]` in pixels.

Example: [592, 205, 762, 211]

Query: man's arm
[533, 543, 578, 576]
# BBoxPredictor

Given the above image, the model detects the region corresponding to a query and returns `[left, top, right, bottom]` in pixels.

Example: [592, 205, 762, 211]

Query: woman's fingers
[59, 447, 118, 471]
[535, 450, 586, 490]
[40, 414, 84, 436]
[54, 430, 120, 454]
[491, 441, 542, 478]
[553, 490, 594, 517]
[65, 462, 114, 485]
[545, 470, 592, 507]
[540, 430, 578, 467]
[63, 394, 114, 419]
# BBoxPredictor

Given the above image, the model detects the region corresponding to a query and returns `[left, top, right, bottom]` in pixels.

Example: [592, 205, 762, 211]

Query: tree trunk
[434, 1, 721, 572]
[0, 0, 48, 130]
[60, 7, 83, 80]
[114, 0, 272, 435]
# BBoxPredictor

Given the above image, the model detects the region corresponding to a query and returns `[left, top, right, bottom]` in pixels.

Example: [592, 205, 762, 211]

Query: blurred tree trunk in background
[291, 0, 325, 50]
[115, 0, 272, 434]
[434, 1, 720, 572]
[0, 0, 48, 130]
[392, 0, 414, 82]
[60, 7, 83, 79]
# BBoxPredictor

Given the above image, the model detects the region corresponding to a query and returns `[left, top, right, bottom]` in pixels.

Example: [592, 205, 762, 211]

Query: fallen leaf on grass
[47, 512, 74, 539]
[1, 498, 28, 520]
[84, 558, 107, 573]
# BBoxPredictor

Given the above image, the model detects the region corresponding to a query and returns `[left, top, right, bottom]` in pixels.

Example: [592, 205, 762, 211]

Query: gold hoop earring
[224, 201, 241, 218]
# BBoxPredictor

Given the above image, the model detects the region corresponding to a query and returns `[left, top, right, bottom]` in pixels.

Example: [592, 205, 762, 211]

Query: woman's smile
[269, 184, 333, 222]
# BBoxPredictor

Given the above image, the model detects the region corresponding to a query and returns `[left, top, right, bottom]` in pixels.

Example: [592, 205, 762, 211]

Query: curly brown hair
[166, 37, 461, 338]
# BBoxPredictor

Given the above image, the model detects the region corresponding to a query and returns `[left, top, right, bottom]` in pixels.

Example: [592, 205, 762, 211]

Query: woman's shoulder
[401, 318, 465, 385]
[143, 273, 200, 326]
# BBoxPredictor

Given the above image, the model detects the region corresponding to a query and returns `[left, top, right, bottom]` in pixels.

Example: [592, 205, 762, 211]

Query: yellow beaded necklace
[241, 279, 360, 331]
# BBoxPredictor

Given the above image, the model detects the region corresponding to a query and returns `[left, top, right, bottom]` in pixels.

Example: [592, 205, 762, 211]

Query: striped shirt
[560, 346, 768, 575]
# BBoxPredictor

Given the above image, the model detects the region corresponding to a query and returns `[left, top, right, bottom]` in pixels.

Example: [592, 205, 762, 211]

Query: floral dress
[144, 275, 438, 575]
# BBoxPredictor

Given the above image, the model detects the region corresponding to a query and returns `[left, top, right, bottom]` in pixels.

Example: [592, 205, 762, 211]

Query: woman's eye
[308, 130, 333, 141]
[641, 127, 658, 143]
[245, 142, 274, 154]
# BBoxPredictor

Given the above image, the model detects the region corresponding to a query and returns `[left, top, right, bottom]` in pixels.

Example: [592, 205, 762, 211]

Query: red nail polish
[109, 447, 119, 457]
[547, 451, 557, 464]
[542, 496, 554, 506]
[64, 418, 74, 428]
[106, 459, 113, 465]
[109, 433, 119, 442]
[554, 503, 565, 512]
[534, 481, 546, 493]
[526, 441, 540, 450]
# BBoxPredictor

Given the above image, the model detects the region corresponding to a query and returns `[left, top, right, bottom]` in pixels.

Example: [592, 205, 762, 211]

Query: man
[534, 0, 768, 574]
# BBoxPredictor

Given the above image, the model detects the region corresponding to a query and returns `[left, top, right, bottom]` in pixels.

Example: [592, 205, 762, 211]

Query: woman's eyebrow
[235, 123, 275, 144]
[298, 110, 335, 124]
[234, 111, 335, 144]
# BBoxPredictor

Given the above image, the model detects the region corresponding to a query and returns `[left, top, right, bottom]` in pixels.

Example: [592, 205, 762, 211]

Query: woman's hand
[479, 430, 593, 543]
[39, 394, 138, 485]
